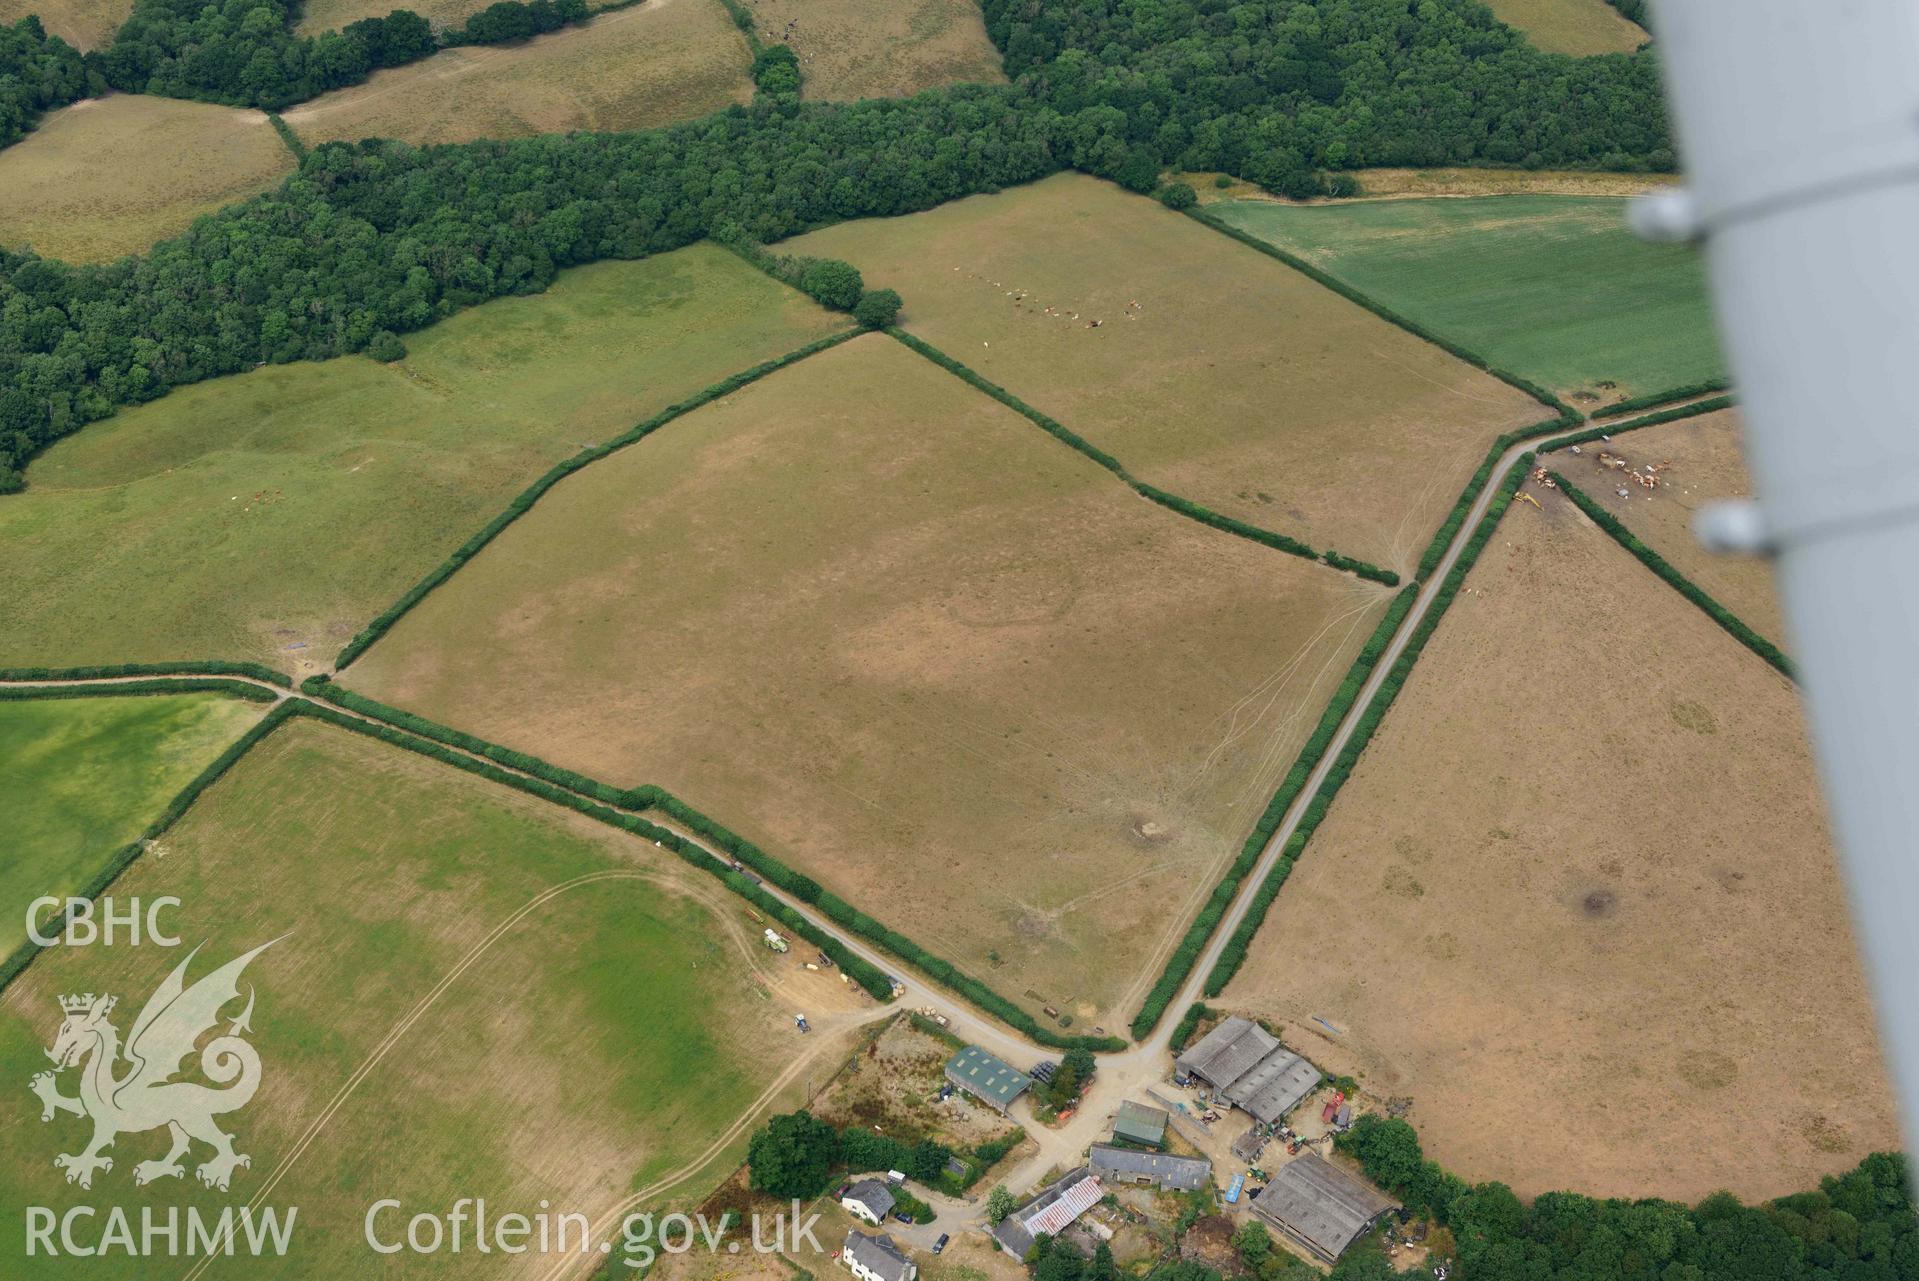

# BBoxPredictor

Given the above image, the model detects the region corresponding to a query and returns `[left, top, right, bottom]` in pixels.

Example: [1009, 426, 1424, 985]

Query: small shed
[945, 1046, 1035, 1113]
[1113, 1100, 1169, 1149]
[1249, 1154, 1398, 1264]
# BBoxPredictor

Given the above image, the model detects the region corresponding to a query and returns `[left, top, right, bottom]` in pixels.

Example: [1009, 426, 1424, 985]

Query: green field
[0, 693, 264, 954]
[1211, 196, 1726, 408]
[0, 244, 845, 670]
[0, 718, 865, 1276]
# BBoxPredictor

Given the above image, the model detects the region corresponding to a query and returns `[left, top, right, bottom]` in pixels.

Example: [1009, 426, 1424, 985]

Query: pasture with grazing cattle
[1212, 195, 1726, 411]
[0, 245, 846, 670]
[344, 333, 1393, 1031]
[785, 174, 1546, 575]
[1224, 485, 1896, 1203]
[0, 718, 868, 1277]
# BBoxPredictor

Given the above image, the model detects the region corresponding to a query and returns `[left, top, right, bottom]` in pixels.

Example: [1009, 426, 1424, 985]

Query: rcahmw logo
[24, 937, 300, 1258]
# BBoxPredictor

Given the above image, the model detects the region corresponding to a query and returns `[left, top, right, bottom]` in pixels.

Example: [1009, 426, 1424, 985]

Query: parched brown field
[296, 0, 494, 34]
[347, 334, 1393, 1030]
[0, 0, 129, 49]
[0, 95, 292, 263]
[1554, 407, 1787, 647]
[282, 0, 752, 146]
[1480, 0, 1646, 56]
[785, 174, 1546, 575]
[748, 0, 1005, 100]
[0, 719, 873, 1277]
[1188, 168, 1675, 207]
[1224, 487, 1896, 1203]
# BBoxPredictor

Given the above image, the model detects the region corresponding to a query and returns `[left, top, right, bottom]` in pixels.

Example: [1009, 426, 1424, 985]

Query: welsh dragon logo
[29, 939, 279, 1192]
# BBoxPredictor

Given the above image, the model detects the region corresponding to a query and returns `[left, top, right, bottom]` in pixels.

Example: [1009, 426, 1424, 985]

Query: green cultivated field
[0, 720, 857, 1276]
[0, 693, 263, 953]
[0, 245, 844, 670]
[1212, 196, 1726, 407]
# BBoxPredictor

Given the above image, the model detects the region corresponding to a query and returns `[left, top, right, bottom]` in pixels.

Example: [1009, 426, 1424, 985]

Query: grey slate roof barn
[1089, 1143, 1211, 1192]
[945, 1045, 1035, 1113]
[1173, 1016, 1321, 1125]
[1249, 1154, 1399, 1264]
[841, 1178, 897, 1226]
[842, 1230, 917, 1281]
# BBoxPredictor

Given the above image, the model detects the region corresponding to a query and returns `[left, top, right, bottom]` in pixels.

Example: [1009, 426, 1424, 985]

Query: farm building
[1112, 1099, 1169, 1148]
[843, 1230, 917, 1281]
[1089, 1143, 1211, 1192]
[1248, 1154, 1399, 1264]
[946, 1045, 1035, 1113]
[992, 1168, 1105, 1258]
[841, 1178, 896, 1226]
[1174, 1016, 1321, 1125]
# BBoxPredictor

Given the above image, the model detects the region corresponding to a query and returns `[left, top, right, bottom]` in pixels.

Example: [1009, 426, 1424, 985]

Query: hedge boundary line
[267, 112, 308, 163]
[634, 784, 1126, 1052]
[1200, 459, 1534, 998]
[0, 678, 279, 705]
[0, 660, 291, 687]
[332, 327, 863, 669]
[1169, 1001, 1217, 1053]
[1551, 471, 1793, 678]
[887, 328, 1400, 586]
[0, 701, 298, 997]
[1412, 412, 1580, 582]
[1595, 379, 1731, 420]
[1128, 582, 1419, 1039]
[1538, 393, 1735, 454]
[299, 678, 1108, 1045]
[712, 0, 764, 53]
[1182, 207, 1579, 420]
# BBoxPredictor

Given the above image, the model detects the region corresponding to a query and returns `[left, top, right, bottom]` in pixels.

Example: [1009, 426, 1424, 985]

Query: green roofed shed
[944, 1046, 1035, 1113]
[1114, 1100, 1169, 1148]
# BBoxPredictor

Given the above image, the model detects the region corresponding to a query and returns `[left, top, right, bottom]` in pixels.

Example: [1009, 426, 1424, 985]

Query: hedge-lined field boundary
[1182, 207, 1579, 421]
[1169, 1001, 1217, 1053]
[1128, 583, 1419, 1038]
[0, 660, 291, 687]
[1540, 394, 1736, 454]
[1412, 412, 1580, 581]
[267, 112, 308, 163]
[1202, 460, 1532, 997]
[1551, 471, 1793, 678]
[0, 700, 298, 996]
[0, 678, 279, 704]
[1596, 379, 1731, 419]
[888, 329, 1400, 586]
[332, 328, 862, 669]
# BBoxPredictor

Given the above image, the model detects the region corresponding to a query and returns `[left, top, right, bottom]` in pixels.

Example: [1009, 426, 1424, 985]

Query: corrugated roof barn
[1089, 1143, 1211, 1191]
[991, 1168, 1103, 1258]
[1176, 1016, 1278, 1087]
[1249, 1154, 1398, 1264]
[945, 1046, 1035, 1113]
[1173, 1016, 1321, 1124]
[1113, 1099, 1169, 1148]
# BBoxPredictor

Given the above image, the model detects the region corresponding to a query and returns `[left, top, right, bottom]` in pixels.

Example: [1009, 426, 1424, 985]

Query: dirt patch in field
[348, 333, 1392, 1028]
[784, 174, 1546, 575]
[1551, 407, 1786, 648]
[746, 0, 1005, 100]
[284, 0, 752, 145]
[1223, 487, 1897, 1202]
[0, 94, 292, 263]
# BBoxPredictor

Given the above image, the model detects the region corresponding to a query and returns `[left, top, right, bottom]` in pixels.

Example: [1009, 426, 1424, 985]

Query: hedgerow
[1551, 471, 1793, 678]
[1169, 1001, 1217, 1052]
[0, 700, 298, 996]
[1597, 379, 1731, 418]
[0, 679, 278, 704]
[0, 661, 292, 686]
[1541, 394, 1736, 454]
[1203, 463, 1531, 997]
[277, 700, 900, 999]
[333, 328, 861, 668]
[637, 787, 1124, 1052]
[1129, 583, 1418, 1038]
[888, 330, 1397, 585]
[267, 113, 308, 163]
[1412, 413, 1581, 582]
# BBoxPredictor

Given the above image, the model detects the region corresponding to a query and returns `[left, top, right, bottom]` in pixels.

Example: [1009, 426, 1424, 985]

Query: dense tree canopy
[0, 16, 93, 148]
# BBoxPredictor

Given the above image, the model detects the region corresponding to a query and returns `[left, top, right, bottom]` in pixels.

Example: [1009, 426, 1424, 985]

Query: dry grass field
[1, 245, 845, 669]
[1224, 487, 1896, 1203]
[1480, 0, 1646, 55]
[346, 334, 1393, 1031]
[0, 719, 872, 1277]
[0, 0, 129, 48]
[283, 0, 752, 145]
[1554, 408, 1787, 647]
[784, 174, 1546, 575]
[747, 0, 1006, 100]
[1188, 168, 1675, 206]
[0, 95, 293, 263]
[296, 0, 494, 34]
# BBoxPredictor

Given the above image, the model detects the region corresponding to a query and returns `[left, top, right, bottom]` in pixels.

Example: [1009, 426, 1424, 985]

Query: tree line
[0, 16, 94, 148]
[0, 0, 1677, 489]
[1342, 1115, 1919, 1281]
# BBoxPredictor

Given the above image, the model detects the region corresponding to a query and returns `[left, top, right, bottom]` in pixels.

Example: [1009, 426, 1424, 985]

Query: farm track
[0, 420, 1570, 1267]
